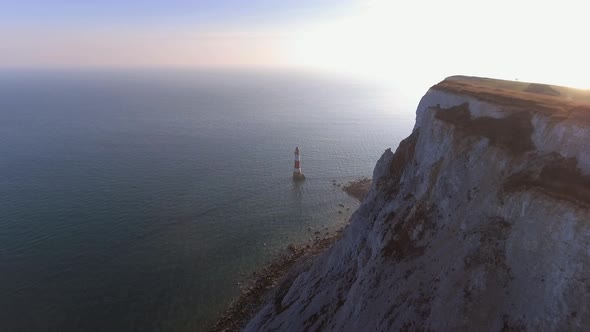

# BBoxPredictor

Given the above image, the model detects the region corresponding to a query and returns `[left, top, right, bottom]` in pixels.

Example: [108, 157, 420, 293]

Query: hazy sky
[1, 0, 589, 88]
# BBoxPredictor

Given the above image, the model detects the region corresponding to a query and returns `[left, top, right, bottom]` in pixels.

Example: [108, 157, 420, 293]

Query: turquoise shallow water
[0, 69, 414, 331]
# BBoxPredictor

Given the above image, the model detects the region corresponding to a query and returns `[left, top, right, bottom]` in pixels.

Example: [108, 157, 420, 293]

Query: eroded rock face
[244, 77, 590, 331]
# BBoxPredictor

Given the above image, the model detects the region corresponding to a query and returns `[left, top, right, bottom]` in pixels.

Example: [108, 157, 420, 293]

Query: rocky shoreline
[208, 178, 371, 332]
[341, 177, 371, 202]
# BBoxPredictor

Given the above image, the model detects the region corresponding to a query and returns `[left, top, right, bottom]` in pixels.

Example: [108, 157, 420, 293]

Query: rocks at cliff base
[341, 178, 372, 202]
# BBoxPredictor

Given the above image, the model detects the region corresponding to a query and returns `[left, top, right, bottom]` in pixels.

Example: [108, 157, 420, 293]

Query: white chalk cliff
[245, 77, 590, 331]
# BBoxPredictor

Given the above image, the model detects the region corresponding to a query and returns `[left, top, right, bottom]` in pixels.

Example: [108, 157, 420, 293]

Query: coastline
[208, 178, 371, 332]
[341, 177, 371, 202]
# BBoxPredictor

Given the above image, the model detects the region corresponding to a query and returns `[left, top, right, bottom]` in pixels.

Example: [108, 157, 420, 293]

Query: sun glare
[285, 0, 590, 90]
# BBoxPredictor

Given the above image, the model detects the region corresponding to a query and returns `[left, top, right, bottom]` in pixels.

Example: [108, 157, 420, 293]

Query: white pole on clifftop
[293, 147, 305, 181]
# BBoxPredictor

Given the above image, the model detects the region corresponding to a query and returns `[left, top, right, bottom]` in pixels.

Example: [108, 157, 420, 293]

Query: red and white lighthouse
[293, 147, 305, 180]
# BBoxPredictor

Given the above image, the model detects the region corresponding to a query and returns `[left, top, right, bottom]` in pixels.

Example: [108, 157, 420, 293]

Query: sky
[1, 0, 589, 89]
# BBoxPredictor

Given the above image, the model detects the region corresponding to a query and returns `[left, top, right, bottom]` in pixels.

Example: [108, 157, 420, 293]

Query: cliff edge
[244, 76, 590, 331]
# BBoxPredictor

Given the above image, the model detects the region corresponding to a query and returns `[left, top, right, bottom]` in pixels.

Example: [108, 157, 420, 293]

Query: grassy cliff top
[433, 76, 590, 123]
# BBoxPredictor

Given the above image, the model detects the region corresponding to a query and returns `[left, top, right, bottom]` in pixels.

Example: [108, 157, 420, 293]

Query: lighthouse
[293, 147, 306, 181]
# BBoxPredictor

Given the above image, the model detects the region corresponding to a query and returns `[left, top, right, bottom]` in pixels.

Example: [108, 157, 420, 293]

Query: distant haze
[1, 0, 589, 90]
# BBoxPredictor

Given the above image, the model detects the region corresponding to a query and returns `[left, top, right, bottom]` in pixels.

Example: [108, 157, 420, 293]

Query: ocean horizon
[0, 69, 414, 331]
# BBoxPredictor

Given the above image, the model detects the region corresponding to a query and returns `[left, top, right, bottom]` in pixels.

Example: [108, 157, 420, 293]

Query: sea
[0, 69, 415, 331]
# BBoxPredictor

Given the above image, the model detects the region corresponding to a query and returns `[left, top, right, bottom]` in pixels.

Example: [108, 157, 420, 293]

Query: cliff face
[245, 77, 590, 331]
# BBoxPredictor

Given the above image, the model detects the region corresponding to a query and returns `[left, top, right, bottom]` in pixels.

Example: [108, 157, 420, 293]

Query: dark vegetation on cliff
[437, 77, 590, 209]
[434, 103, 534, 155]
[504, 153, 590, 208]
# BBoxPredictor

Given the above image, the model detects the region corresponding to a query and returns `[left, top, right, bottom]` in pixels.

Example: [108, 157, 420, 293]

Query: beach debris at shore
[208, 229, 345, 332]
[342, 177, 372, 202]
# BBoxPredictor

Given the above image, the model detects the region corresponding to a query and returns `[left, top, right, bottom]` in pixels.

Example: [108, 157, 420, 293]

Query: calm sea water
[0, 69, 414, 331]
